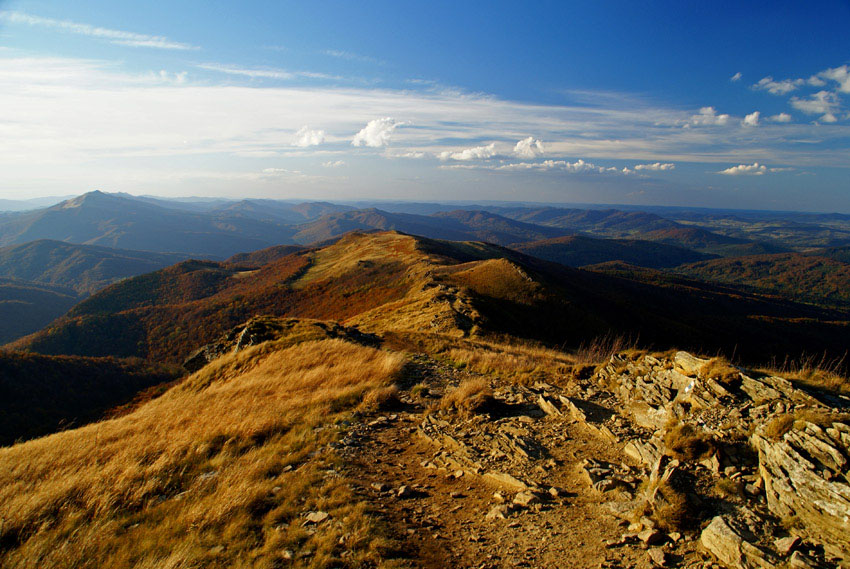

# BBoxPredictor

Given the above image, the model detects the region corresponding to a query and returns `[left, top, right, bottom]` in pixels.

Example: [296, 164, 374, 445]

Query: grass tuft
[663, 423, 715, 462]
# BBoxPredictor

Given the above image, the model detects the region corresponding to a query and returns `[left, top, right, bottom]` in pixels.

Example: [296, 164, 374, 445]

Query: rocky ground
[333, 350, 850, 569]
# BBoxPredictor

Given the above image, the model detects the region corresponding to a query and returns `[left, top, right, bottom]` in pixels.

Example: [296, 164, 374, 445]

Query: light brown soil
[340, 356, 693, 569]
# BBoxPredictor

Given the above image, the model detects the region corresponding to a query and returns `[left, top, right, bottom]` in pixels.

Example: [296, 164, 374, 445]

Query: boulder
[753, 421, 850, 560]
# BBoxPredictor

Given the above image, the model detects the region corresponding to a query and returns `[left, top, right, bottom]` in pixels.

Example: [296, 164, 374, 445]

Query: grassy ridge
[0, 338, 404, 569]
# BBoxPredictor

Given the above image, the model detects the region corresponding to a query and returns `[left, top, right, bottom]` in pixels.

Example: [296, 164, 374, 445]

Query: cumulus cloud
[717, 163, 768, 175]
[322, 160, 345, 168]
[633, 162, 675, 171]
[742, 111, 760, 127]
[753, 76, 804, 95]
[818, 65, 850, 93]
[688, 107, 731, 126]
[0, 11, 197, 50]
[790, 91, 840, 123]
[730, 72, 742, 82]
[767, 113, 792, 123]
[439, 142, 497, 161]
[352, 117, 402, 147]
[513, 136, 545, 158]
[293, 126, 325, 147]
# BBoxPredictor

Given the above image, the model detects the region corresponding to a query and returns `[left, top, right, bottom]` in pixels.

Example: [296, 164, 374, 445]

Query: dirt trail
[340, 355, 668, 569]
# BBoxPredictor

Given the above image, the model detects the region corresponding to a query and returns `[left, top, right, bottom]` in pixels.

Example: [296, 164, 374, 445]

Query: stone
[397, 485, 414, 499]
[638, 529, 665, 546]
[647, 548, 668, 567]
[305, 511, 329, 524]
[513, 491, 540, 507]
[774, 536, 800, 556]
[700, 516, 778, 569]
[371, 482, 388, 492]
[537, 395, 562, 416]
[483, 471, 528, 490]
[700, 517, 744, 568]
[674, 351, 710, 376]
[753, 422, 850, 558]
[485, 504, 509, 520]
[789, 551, 817, 568]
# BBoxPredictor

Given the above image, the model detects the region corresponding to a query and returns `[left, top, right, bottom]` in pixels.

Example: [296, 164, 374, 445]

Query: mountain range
[10, 231, 848, 368]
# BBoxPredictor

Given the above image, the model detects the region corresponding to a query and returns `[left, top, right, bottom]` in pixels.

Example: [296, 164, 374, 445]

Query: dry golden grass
[652, 480, 693, 532]
[0, 339, 405, 569]
[699, 357, 741, 386]
[573, 333, 638, 365]
[435, 378, 494, 417]
[663, 423, 715, 462]
[444, 339, 574, 385]
[761, 410, 850, 441]
[756, 352, 848, 395]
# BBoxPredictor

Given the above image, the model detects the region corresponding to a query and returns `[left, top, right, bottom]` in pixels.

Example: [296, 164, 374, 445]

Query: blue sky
[0, 0, 849, 211]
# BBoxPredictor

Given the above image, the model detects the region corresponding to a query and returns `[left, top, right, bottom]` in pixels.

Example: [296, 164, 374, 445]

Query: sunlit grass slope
[0, 338, 404, 569]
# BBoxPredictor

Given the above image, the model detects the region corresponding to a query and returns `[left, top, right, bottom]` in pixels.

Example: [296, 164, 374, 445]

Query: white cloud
[730, 72, 742, 82]
[197, 63, 337, 81]
[322, 160, 345, 168]
[633, 162, 675, 171]
[352, 117, 402, 147]
[767, 113, 792, 123]
[790, 91, 841, 123]
[688, 107, 731, 126]
[754, 76, 804, 95]
[513, 136, 545, 158]
[476, 159, 632, 175]
[717, 163, 768, 175]
[439, 142, 498, 161]
[0, 11, 197, 50]
[818, 65, 850, 93]
[742, 111, 760, 127]
[768, 167, 794, 172]
[3, 53, 850, 200]
[261, 167, 301, 177]
[392, 151, 427, 159]
[293, 126, 325, 147]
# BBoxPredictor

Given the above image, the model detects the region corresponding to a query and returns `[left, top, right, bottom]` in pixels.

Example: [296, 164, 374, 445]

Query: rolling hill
[210, 199, 354, 224]
[0, 191, 297, 258]
[490, 206, 786, 256]
[0, 351, 180, 445]
[0, 278, 80, 344]
[510, 235, 714, 268]
[291, 208, 569, 245]
[674, 252, 850, 309]
[0, 240, 188, 295]
[10, 231, 850, 370]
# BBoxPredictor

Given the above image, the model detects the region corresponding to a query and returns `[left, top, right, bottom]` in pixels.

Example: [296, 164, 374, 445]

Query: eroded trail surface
[340, 356, 676, 569]
[339, 349, 850, 569]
